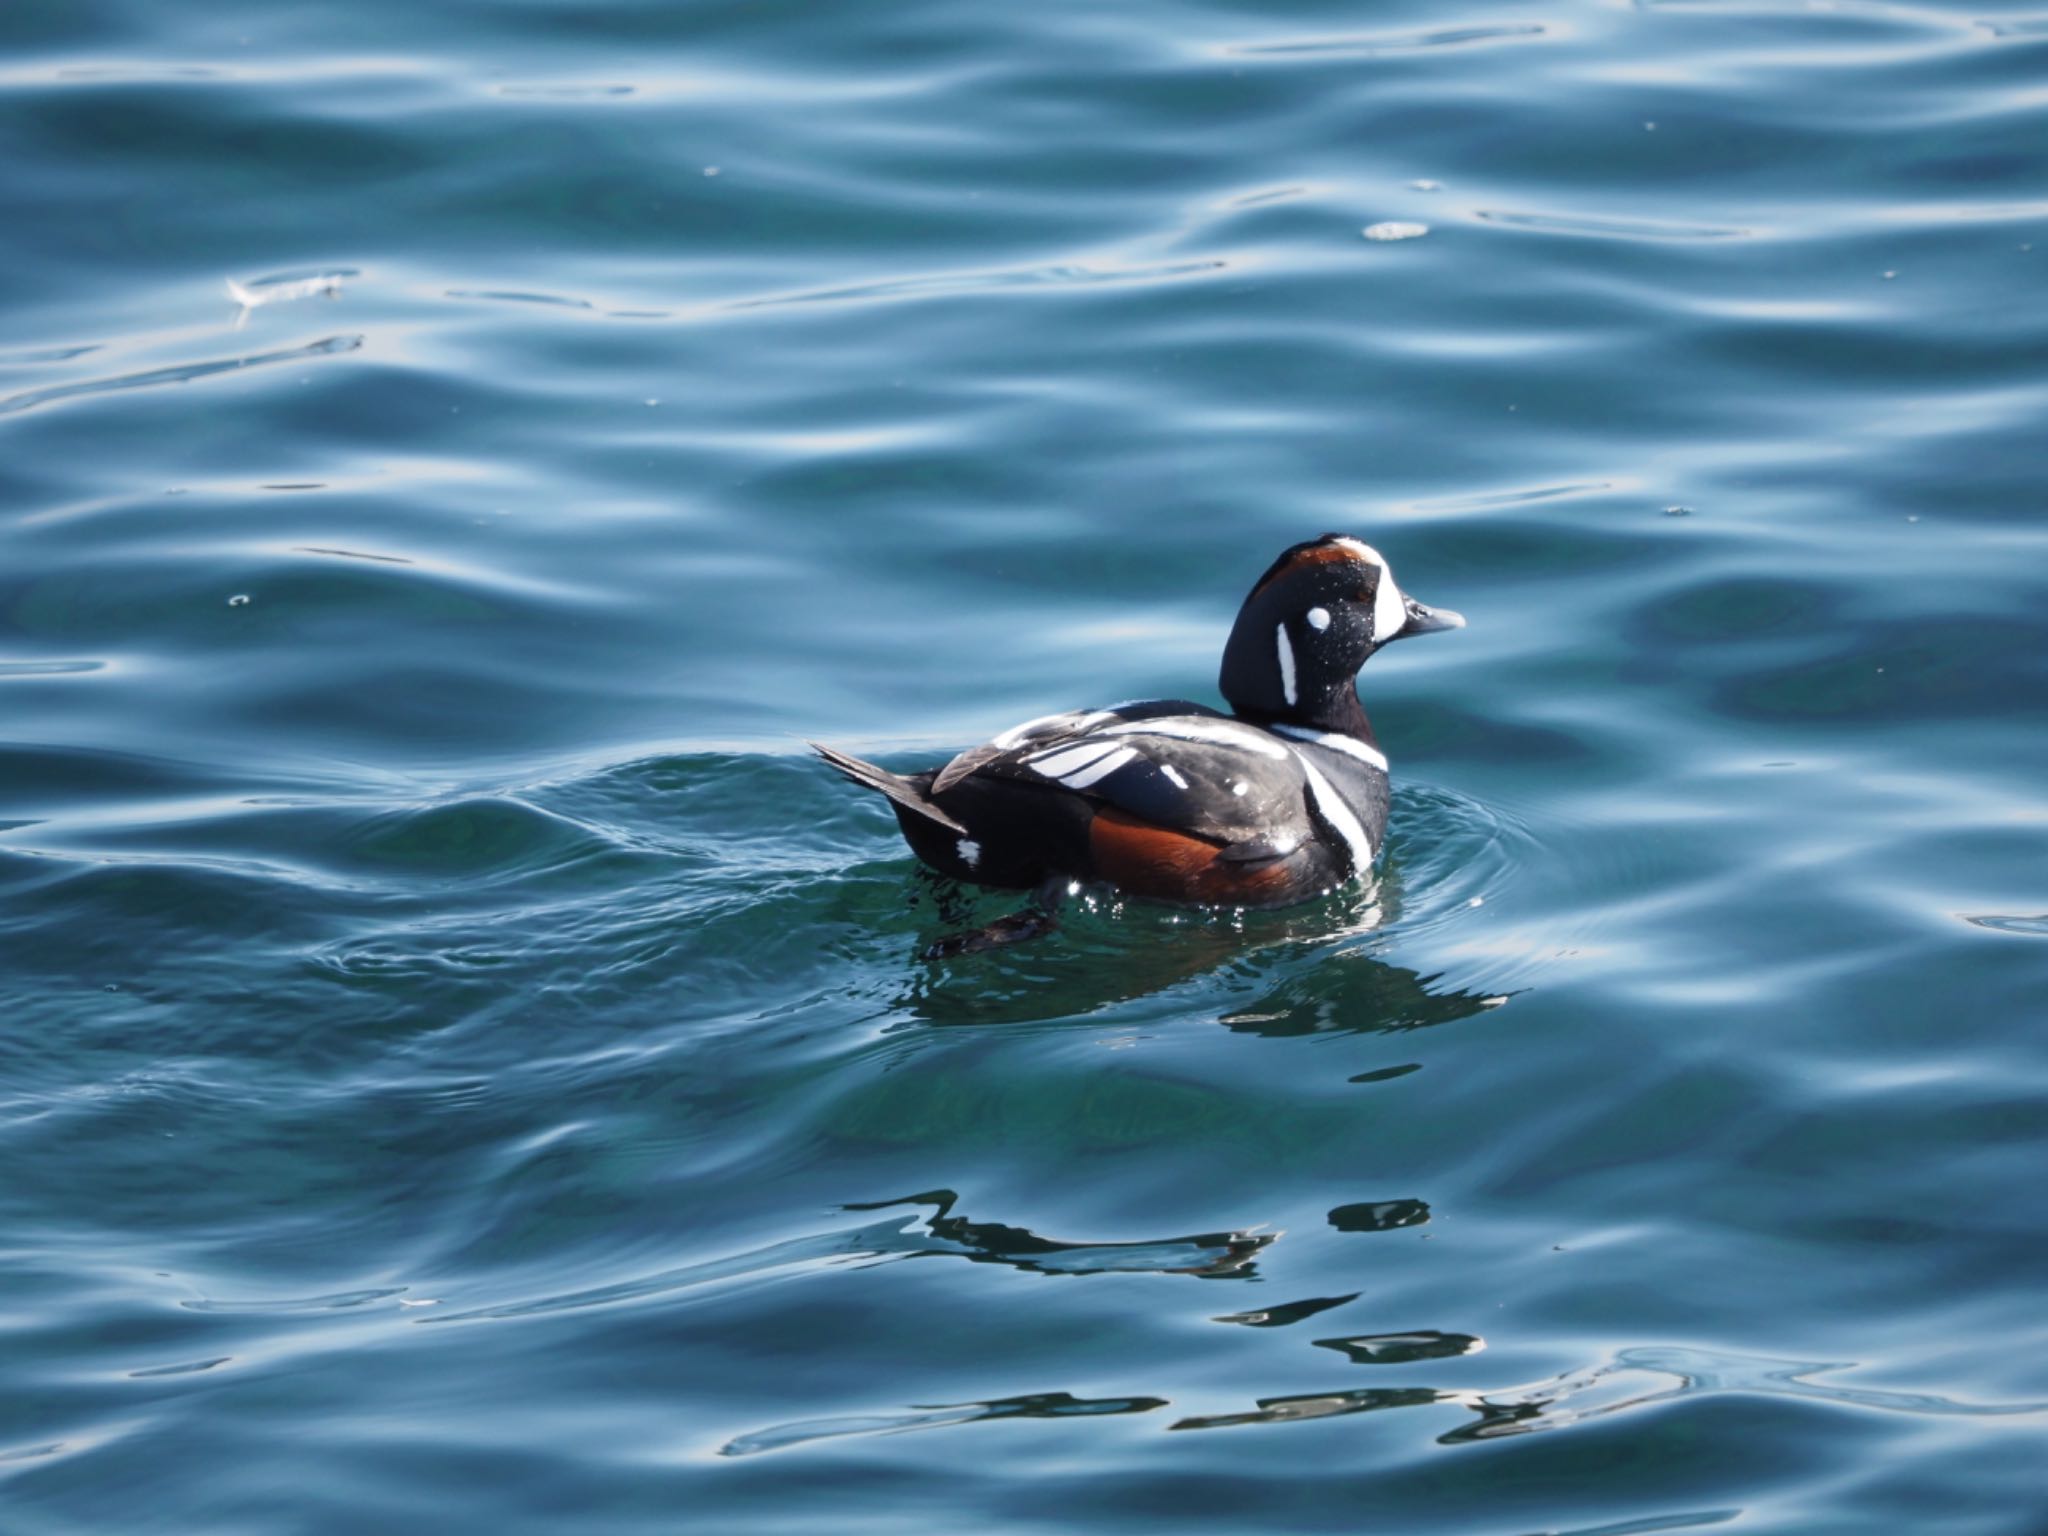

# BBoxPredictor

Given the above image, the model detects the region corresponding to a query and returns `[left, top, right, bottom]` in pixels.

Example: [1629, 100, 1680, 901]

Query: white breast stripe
[1103, 718, 1289, 758]
[1291, 751, 1374, 876]
[1276, 622, 1297, 705]
[1272, 723, 1389, 774]
[1028, 740, 1122, 779]
[1059, 746, 1137, 789]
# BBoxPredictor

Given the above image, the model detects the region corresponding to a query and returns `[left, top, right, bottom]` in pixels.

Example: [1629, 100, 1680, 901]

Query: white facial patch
[1332, 537, 1386, 567]
[957, 838, 982, 868]
[1307, 606, 1331, 631]
[1373, 569, 1407, 643]
[1326, 539, 1405, 643]
[1275, 622, 1297, 705]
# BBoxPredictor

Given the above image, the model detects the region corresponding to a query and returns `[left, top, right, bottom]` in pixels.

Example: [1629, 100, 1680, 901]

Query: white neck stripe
[1275, 622, 1297, 706]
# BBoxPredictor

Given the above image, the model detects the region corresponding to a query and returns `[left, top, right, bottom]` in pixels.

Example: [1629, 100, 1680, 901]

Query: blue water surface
[4, 0, 2047, 1531]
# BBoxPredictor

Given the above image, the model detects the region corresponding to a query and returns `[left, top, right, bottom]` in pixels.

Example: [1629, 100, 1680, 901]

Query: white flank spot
[1363, 221, 1429, 242]
[1307, 606, 1331, 632]
[1276, 623, 1297, 705]
[1231, 781, 1248, 796]
[1104, 718, 1288, 759]
[1292, 752, 1374, 875]
[957, 838, 982, 868]
[1028, 741, 1121, 780]
[1060, 746, 1136, 789]
[1271, 723, 1389, 774]
[1160, 764, 1189, 789]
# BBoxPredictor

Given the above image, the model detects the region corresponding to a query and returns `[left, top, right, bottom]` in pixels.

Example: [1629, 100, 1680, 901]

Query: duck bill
[1394, 595, 1467, 638]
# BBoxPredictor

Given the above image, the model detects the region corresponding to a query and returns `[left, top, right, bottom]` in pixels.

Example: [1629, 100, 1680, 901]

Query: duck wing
[932, 699, 1218, 794]
[944, 709, 1312, 853]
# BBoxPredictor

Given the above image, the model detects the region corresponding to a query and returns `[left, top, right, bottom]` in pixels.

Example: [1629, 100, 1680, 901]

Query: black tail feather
[808, 742, 969, 835]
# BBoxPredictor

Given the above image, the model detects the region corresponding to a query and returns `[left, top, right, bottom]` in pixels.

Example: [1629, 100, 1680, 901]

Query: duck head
[1219, 534, 1464, 728]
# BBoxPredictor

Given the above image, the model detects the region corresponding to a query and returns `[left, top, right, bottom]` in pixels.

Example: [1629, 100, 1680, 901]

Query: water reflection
[1314, 1330, 1483, 1364]
[1441, 1346, 2048, 1443]
[1173, 1386, 1448, 1431]
[1170, 1346, 2047, 1439]
[721, 1390, 1166, 1458]
[898, 893, 1508, 1039]
[844, 1189, 1272, 1278]
[1328, 1198, 1432, 1233]
[427, 1191, 1271, 1324]
[1212, 1293, 1359, 1328]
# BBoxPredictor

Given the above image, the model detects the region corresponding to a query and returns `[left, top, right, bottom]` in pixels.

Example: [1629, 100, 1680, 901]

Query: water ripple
[426, 1193, 1274, 1324]
[1169, 1346, 2048, 1437]
[1473, 210, 1756, 241]
[1225, 23, 1550, 57]
[127, 1356, 232, 1379]
[0, 334, 361, 418]
[722, 1391, 1167, 1458]
[0, 660, 104, 677]
[1963, 912, 2048, 936]
[725, 258, 1227, 313]
[181, 1287, 409, 1314]
[445, 288, 596, 311]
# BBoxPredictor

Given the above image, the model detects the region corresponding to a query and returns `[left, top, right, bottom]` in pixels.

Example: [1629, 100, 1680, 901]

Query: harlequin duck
[813, 535, 1463, 949]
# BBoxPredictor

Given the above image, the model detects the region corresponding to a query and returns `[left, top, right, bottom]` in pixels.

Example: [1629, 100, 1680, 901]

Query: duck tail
[808, 742, 969, 835]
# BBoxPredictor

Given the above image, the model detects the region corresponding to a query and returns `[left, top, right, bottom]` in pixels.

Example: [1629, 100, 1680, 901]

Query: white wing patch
[1028, 740, 1118, 777]
[1025, 738, 1141, 791]
[1276, 622, 1297, 705]
[1058, 746, 1137, 789]
[993, 709, 1113, 750]
[1160, 764, 1189, 789]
